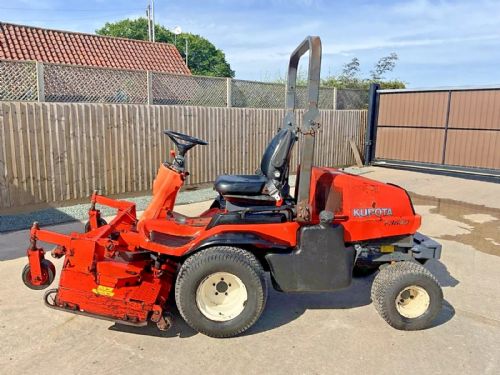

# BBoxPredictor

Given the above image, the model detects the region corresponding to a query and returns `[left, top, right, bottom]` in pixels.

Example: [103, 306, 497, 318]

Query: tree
[320, 53, 405, 89]
[274, 53, 405, 89]
[370, 52, 398, 81]
[96, 18, 234, 77]
[340, 57, 360, 81]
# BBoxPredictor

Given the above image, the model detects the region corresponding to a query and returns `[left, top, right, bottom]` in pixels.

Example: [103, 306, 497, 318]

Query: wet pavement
[1, 167, 499, 375]
[411, 193, 500, 257]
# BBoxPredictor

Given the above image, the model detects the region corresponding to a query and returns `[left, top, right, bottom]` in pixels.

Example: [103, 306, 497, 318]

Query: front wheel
[175, 246, 267, 338]
[84, 218, 107, 233]
[22, 259, 56, 290]
[371, 261, 443, 330]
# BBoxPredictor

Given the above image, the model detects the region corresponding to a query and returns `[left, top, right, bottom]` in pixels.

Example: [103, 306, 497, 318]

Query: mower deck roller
[22, 36, 444, 338]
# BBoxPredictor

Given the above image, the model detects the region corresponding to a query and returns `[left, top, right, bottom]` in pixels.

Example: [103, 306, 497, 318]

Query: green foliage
[96, 18, 234, 77]
[179, 33, 234, 78]
[271, 53, 406, 90]
[341, 57, 360, 80]
[322, 53, 404, 89]
[370, 52, 398, 80]
[321, 77, 406, 90]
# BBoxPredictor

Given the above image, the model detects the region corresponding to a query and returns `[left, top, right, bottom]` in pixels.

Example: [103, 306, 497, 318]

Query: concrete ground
[1, 167, 499, 375]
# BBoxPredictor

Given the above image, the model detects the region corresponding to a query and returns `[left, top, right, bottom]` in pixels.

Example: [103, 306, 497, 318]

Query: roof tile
[0, 22, 190, 75]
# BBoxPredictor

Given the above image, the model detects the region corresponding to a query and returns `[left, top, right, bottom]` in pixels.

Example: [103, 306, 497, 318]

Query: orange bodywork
[25, 163, 420, 325]
[309, 167, 421, 242]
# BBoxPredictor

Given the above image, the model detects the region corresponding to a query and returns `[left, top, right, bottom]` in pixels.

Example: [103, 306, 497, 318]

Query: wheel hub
[196, 272, 248, 322]
[216, 281, 229, 293]
[395, 285, 430, 319]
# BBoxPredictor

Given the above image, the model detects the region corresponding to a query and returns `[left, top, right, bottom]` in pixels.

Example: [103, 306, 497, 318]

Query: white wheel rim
[395, 285, 430, 319]
[196, 272, 248, 322]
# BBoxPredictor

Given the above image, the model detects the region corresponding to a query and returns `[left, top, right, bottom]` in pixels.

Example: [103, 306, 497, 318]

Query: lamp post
[173, 26, 182, 45]
[146, 0, 155, 42]
[172, 26, 188, 68]
[151, 0, 155, 42]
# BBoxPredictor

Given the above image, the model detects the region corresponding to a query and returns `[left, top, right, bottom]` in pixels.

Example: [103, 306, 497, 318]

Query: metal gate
[364, 84, 500, 177]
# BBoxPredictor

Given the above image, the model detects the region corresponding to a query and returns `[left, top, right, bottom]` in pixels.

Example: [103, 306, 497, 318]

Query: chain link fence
[0, 59, 368, 109]
[0, 60, 38, 101]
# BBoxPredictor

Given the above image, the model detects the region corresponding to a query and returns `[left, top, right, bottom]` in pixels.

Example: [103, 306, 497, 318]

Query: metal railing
[0, 59, 368, 109]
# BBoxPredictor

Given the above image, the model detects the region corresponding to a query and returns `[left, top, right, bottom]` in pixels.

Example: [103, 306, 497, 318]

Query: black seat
[214, 174, 267, 195]
[214, 127, 296, 197]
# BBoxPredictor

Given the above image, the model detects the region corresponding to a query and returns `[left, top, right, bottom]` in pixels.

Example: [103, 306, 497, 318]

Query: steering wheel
[164, 130, 208, 170]
[164, 130, 208, 147]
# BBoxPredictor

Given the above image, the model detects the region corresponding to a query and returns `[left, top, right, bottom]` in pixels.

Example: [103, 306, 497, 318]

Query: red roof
[0, 22, 190, 75]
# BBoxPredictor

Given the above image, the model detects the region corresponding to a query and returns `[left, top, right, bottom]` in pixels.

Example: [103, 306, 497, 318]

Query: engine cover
[306, 167, 421, 242]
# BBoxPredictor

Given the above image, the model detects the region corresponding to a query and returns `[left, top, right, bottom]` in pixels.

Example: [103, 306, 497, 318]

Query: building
[0, 22, 190, 75]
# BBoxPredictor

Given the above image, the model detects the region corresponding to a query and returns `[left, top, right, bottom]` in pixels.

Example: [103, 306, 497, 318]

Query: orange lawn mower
[22, 36, 443, 337]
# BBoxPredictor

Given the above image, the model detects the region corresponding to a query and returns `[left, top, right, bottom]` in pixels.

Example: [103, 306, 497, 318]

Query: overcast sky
[2, 0, 500, 87]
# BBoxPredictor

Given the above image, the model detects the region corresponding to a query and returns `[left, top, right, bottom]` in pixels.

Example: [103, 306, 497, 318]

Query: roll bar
[283, 36, 322, 222]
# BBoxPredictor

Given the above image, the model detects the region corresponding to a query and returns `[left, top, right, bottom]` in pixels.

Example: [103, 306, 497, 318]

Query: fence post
[36, 62, 45, 102]
[332, 87, 337, 110]
[226, 78, 232, 108]
[364, 83, 380, 165]
[146, 71, 153, 105]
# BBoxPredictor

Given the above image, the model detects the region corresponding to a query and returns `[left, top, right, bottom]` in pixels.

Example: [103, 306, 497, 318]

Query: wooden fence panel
[0, 102, 367, 210]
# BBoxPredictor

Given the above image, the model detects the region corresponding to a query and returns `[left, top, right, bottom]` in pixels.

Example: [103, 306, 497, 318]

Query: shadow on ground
[0, 208, 78, 233]
[108, 260, 458, 338]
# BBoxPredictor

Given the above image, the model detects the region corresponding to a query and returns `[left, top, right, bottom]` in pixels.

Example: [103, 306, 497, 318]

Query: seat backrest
[260, 127, 296, 183]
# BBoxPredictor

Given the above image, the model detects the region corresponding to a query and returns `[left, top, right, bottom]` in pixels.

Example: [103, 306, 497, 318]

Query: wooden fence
[0, 102, 367, 210]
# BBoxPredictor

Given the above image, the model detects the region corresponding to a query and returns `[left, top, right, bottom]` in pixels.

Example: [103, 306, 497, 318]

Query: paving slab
[1, 168, 499, 375]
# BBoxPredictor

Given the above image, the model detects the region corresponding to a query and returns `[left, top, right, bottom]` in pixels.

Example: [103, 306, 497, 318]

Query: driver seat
[214, 127, 296, 201]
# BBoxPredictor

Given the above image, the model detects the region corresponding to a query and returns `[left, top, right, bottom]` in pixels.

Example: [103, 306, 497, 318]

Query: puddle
[410, 193, 500, 257]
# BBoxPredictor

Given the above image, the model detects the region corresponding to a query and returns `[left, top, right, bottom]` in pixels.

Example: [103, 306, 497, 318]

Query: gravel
[0, 186, 218, 233]
[0, 170, 373, 233]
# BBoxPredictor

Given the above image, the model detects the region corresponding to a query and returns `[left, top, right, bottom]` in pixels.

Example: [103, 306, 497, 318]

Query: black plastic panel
[207, 212, 286, 229]
[266, 224, 355, 292]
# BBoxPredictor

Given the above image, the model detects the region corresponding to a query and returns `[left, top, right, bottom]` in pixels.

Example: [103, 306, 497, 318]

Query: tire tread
[371, 261, 442, 330]
[175, 246, 267, 338]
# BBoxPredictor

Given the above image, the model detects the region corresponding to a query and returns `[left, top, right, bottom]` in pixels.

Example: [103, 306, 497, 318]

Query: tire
[22, 259, 56, 290]
[84, 218, 107, 233]
[175, 246, 267, 338]
[371, 261, 443, 330]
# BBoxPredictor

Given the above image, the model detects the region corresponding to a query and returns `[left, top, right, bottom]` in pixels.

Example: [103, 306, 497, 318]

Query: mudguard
[188, 232, 290, 256]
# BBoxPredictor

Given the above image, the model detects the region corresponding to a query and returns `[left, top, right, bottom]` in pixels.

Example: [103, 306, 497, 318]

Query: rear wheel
[175, 246, 267, 338]
[371, 261, 443, 330]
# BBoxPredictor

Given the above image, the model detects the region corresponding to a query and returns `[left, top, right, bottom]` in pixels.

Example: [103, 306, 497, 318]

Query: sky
[1, 0, 500, 87]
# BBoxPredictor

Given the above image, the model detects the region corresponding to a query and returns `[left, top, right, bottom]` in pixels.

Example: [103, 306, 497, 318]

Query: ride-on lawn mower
[22, 36, 443, 338]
